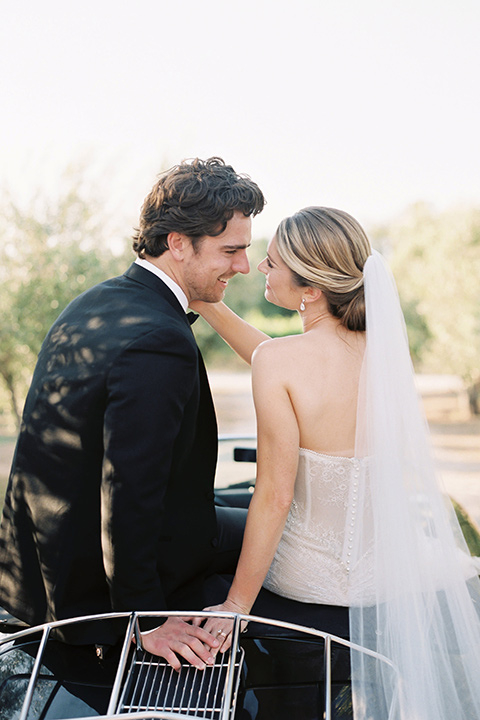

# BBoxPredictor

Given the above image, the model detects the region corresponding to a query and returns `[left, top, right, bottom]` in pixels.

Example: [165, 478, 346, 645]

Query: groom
[0, 157, 265, 669]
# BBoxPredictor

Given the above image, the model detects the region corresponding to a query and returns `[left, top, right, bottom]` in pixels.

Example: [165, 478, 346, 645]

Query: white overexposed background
[1, 0, 479, 239]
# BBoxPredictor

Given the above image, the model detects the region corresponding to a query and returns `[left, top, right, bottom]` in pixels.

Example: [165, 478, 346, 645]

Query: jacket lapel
[124, 263, 189, 325]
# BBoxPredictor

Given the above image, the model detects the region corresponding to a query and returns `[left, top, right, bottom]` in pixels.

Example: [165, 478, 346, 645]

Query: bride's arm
[203, 340, 299, 626]
[189, 301, 270, 365]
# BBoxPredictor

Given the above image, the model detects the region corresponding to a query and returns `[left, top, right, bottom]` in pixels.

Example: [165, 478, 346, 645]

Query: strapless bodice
[263, 448, 374, 606]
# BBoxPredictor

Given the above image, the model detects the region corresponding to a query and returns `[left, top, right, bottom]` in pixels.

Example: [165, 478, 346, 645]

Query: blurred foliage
[371, 202, 480, 411]
[452, 499, 480, 556]
[397, 298, 432, 366]
[0, 169, 131, 427]
[1, 170, 479, 431]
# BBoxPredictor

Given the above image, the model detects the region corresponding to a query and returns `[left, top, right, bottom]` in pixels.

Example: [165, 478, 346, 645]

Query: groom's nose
[232, 249, 250, 275]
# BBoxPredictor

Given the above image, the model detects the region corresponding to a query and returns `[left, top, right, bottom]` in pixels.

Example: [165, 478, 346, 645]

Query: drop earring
[300, 299, 306, 312]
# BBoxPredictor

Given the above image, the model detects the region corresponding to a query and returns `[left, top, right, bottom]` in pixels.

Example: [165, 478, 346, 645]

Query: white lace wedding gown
[263, 448, 373, 606]
[261, 250, 480, 719]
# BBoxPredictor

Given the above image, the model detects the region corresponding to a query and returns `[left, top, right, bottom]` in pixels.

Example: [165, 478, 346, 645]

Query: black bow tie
[187, 311, 199, 325]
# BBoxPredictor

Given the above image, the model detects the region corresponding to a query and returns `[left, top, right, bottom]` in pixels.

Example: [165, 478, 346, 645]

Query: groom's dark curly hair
[133, 157, 265, 257]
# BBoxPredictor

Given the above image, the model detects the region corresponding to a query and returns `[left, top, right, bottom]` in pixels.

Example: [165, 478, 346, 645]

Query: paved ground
[429, 420, 480, 526]
[1, 372, 479, 526]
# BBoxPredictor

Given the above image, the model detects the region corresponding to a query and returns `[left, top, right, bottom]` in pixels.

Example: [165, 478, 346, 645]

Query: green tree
[372, 203, 480, 412]
[0, 174, 129, 428]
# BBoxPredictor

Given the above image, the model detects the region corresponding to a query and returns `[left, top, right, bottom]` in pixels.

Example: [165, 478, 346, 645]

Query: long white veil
[350, 250, 480, 719]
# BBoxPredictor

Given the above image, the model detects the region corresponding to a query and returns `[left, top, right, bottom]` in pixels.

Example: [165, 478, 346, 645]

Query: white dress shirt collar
[134, 257, 188, 313]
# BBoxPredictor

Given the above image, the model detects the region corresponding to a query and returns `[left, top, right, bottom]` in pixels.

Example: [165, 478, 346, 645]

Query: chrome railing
[0, 610, 396, 720]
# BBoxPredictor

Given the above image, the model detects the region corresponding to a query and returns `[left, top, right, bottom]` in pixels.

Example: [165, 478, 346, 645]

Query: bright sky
[1, 0, 479, 239]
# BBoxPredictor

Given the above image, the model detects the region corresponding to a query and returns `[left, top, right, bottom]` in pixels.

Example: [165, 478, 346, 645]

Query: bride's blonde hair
[276, 207, 372, 331]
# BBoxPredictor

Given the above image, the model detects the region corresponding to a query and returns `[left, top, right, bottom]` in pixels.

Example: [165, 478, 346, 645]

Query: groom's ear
[166, 232, 189, 261]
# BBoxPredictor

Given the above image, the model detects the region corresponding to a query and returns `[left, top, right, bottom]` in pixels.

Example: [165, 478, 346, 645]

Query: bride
[192, 207, 480, 719]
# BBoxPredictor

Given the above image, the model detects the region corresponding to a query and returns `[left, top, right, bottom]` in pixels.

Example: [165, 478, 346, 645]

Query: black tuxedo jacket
[0, 263, 218, 643]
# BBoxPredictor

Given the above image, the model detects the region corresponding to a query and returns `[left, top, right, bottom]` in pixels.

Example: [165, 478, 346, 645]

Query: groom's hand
[139, 616, 220, 671]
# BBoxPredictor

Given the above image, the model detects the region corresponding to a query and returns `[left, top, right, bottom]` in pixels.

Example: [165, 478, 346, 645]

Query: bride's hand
[187, 300, 267, 365]
[193, 599, 249, 654]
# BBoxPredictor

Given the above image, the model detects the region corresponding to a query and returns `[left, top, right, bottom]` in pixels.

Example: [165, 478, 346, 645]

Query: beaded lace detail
[263, 448, 373, 605]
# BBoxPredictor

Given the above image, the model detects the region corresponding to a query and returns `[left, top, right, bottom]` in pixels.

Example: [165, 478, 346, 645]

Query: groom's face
[183, 212, 252, 302]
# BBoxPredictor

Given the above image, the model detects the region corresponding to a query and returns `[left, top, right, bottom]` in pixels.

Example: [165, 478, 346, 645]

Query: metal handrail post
[324, 634, 332, 720]
[106, 611, 137, 714]
[18, 625, 50, 720]
[220, 613, 242, 720]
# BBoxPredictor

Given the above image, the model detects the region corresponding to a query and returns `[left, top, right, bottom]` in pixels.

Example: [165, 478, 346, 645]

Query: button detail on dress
[346, 462, 360, 575]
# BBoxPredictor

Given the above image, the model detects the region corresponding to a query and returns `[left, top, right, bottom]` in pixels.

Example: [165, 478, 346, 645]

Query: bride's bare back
[252, 321, 365, 458]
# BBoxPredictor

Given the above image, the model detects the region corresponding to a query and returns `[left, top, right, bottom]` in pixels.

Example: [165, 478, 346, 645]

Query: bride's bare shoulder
[252, 334, 304, 369]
